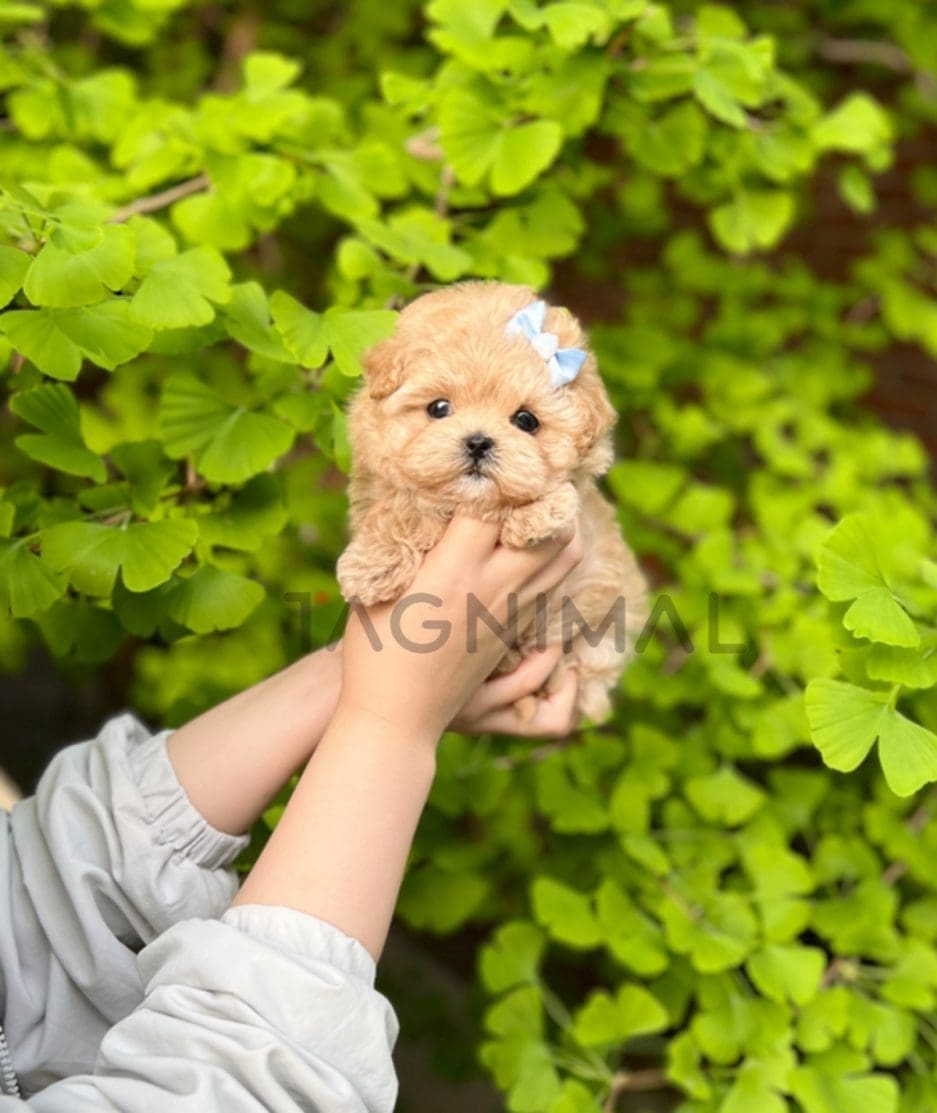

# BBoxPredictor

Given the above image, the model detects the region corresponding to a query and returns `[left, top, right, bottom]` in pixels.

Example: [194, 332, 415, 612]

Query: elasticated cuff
[220, 903, 378, 985]
[123, 716, 249, 872]
[126, 905, 399, 1111]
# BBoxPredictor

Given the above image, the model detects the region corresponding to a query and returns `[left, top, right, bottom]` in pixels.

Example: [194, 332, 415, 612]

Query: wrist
[289, 645, 343, 734]
[331, 695, 443, 753]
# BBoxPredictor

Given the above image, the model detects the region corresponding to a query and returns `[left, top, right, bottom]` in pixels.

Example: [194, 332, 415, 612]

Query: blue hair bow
[505, 299, 586, 389]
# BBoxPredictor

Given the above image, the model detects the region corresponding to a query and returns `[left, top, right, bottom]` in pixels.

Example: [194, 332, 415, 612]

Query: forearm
[231, 705, 438, 962]
[166, 646, 342, 837]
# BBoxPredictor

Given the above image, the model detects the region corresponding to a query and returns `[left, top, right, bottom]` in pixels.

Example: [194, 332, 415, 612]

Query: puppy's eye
[427, 399, 452, 419]
[511, 409, 539, 434]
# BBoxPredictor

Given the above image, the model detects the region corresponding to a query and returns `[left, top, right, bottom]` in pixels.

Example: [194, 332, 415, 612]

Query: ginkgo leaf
[397, 864, 488, 932]
[693, 68, 747, 128]
[355, 212, 471, 282]
[41, 519, 198, 595]
[479, 921, 546, 993]
[270, 291, 397, 376]
[325, 308, 398, 376]
[878, 713, 937, 798]
[243, 50, 302, 93]
[196, 474, 288, 551]
[596, 878, 669, 975]
[867, 644, 937, 689]
[0, 245, 30, 308]
[193, 409, 292, 484]
[684, 766, 765, 826]
[542, 3, 609, 48]
[270, 290, 330, 367]
[531, 877, 602, 948]
[130, 247, 232, 329]
[128, 214, 178, 272]
[110, 441, 175, 517]
[491, 119, 564, 196]
[806, 678, 937, 795]
[61, 298, 155, 369]
[0, 302, 152, 378]
[221, 281, 292, 361]
[536, 758, 609, 833]
[23, 224, 134, 307]
[110, 578, 176, 638]
[1, 308, 83, 379]
[572, 984, 668, 1047]
[720, 1064, 787, 1113]
[165, 564, 264, 632]
[817, 514, 888, 600]
[746, 944, 825, 1006]
[817, 515, 920, 646]
[709, 190, 794, 254]
[0, 538, 66, 617]
[844, 586, 919, 647]
[10, 382, 106, 481]
[789, 1062, 898, 1113]
[624, 100, 707, 177]
[804, 679, 888, 772]
[439, 88, 563, 195]
[159, 373, 295, 483]
[812, 92, 893, 154]
[49, 207, 105, 253]
[34, 598, 124, 662]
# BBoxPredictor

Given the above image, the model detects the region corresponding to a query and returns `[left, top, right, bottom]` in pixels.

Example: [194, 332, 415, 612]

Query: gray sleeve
[1, 905, 399, 1112]
[0, 713, 249, 1092]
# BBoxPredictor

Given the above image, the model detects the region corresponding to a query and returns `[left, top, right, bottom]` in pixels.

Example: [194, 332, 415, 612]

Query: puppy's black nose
[465, 433, 495, 460]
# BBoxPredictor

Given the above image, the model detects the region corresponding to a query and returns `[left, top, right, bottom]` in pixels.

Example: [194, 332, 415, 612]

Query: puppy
[336, 281, 648, 724]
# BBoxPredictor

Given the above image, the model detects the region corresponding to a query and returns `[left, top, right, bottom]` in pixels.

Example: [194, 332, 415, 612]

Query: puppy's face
[349, 283, 615, 511]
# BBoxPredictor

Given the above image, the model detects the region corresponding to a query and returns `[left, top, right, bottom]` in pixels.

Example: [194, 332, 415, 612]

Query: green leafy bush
[2, 1, 936, 1109]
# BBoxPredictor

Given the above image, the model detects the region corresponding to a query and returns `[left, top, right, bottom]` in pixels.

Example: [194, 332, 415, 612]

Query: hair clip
[505, 299, 586, 388]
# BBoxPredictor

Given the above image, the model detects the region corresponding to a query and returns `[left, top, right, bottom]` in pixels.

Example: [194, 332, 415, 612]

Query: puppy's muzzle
[464, 433, 496, 475]
[464, 432, 495, 461]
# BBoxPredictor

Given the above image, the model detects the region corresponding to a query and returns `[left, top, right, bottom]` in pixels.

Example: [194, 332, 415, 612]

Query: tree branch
[109, 174, 210, 223]
[603, 1068, 669, 1112]
[384, 161, 455, 309]
[818, 38, 913, 72]
[212, 8, 261, 93]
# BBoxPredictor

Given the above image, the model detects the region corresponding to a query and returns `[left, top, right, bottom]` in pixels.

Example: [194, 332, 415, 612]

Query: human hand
[450, 643, 579, 738]
[337, 513, 583, 743]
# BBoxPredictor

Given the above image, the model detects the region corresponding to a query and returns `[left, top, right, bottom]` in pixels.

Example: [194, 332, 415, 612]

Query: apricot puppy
[336, 281, 647, 724]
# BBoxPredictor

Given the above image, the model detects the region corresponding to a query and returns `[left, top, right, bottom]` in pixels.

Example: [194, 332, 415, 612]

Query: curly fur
[336, 281, 648, 724]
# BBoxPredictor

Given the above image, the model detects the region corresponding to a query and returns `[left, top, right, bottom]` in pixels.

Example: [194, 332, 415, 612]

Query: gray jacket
[0, 714, 399, 1110]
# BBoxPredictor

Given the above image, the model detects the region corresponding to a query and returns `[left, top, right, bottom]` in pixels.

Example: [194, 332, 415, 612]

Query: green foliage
[2, 0, 937, 1109]
[806, 513, 937, 796]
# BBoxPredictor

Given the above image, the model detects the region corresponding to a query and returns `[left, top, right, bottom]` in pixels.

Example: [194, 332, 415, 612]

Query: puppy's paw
[577, 677, 613, 724]
[337, 541, 420, 606]
[500, 483, 579, 549]
[513, 694, 539, 723]
[492, 645, 525, 678]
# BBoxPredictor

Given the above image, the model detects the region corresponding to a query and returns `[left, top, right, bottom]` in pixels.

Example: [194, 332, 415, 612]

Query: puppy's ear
[364, 288, 454, 399]
[544, 306, 616, 476]
[570, 359, 617, 476]
[363, 333, 407, 400]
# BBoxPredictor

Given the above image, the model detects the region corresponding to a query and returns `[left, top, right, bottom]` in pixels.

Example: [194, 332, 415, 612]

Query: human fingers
[476, 645, 563, 714]
[522, 668, 581, 738]
[457, 645, 563, 724]
[472, 668, 580, 738]
[487, 515, 582, 596]
[520, 518, 584, 602]
[434, 512, 502, 562]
